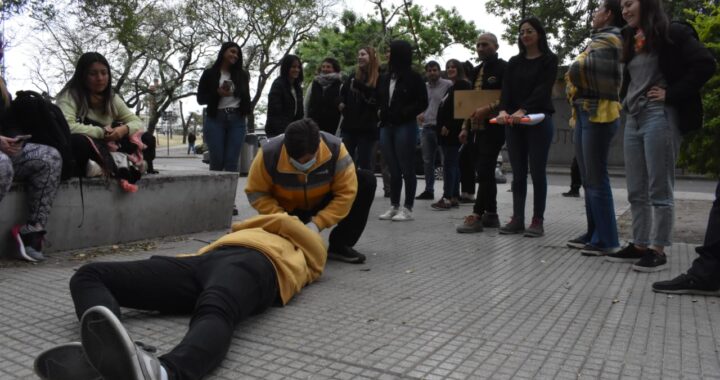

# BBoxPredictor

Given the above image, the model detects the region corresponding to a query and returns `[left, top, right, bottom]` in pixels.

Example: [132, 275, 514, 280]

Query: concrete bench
[0, 171, 238, 255]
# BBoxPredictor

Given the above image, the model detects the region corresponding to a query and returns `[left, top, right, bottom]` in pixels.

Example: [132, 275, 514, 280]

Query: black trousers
[687, 180, 720, 287]
[290, 169, 377, 249]
[570, 156, 581, 190]
[459, 132, 477, 195]
[69, 247, 278, 380]
[70, 133, 157, 177]
[472, 127, 505, 216]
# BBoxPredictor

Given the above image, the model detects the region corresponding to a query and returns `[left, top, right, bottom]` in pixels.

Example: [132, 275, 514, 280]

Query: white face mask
[290, 156, 317, 172]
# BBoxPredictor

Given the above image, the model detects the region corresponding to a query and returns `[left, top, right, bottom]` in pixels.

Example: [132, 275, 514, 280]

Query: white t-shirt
[218, 71, 241, 110]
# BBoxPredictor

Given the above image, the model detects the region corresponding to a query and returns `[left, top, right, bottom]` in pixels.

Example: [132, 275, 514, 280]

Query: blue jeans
[574, 107, 619, 250]
[203, 111, 247, 172]
[421, 126, 440, 193]
[505, 117, 554, 221]
[342, 131, 376, 171]
[441, 145, 460, 200]
[624, 102, 681, 247]
[380, 123, 418, 209]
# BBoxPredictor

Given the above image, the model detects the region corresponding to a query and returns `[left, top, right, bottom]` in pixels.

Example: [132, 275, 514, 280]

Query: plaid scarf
[567, 27, 623, 117]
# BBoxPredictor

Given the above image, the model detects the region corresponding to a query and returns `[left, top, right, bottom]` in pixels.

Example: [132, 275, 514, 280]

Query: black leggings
[69, 247, 278, 380]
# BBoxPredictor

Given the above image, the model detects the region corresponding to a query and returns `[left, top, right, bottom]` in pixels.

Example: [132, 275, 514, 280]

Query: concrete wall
[0, 171, 238, 255]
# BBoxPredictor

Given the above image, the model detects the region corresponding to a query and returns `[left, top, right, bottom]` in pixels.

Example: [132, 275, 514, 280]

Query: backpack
[10, 91, 75, 180]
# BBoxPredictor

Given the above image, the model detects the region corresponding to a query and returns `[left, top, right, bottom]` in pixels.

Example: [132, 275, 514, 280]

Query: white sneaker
[391, 207, 413, 221]
[379, 206, 399, 220]
[85, 160, 103, 177]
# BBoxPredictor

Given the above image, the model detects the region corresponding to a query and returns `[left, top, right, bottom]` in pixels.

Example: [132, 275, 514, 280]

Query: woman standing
[377, 40, 428, 222]
[565, 0, 625, 255]
[265, 55, 304, 138]
[1, 78, 62, 262]
[605, 0, 715, 271]
[306, 57, 343, 135]
[57, 52, 156, 185]
[432, 59, 471, 210]
[197, 42, 251, 172]
[496, 17, 559, 237]
[339, 47, 380, 171]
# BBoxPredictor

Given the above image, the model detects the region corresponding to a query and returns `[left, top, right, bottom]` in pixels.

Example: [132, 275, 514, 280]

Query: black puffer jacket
[377, 40, 428, 127]
[265, 77, 304, 138]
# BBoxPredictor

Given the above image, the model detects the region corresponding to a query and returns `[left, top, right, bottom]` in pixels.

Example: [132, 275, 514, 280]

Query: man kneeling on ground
[246, 118, 376, 264]
[34, 213, 326, 380]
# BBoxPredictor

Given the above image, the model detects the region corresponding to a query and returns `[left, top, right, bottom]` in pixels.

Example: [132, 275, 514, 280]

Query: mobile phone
[14, 135, 32, 142]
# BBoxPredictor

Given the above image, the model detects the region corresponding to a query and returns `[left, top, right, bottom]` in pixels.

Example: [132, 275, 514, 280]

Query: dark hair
[321, 57, 341, 73]
[388, 40, 413, 74]
[212, 42, 249, 90]
[602, 0, 626, 28]
[622, 0, 669, 60]
[446, 59, 467, 81]
[425, 60, 440, 71]
[59, 52, 115, 119]
[280, 54, 304, 85]
[518, 17, 552, 56]
[284, 119, 320, 159]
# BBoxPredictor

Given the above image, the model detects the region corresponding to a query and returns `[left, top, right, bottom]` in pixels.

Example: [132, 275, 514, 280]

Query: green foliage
[678, 1, 720, 177]
[485, 0, 599, 62]
[298, 3, 479, 83]
[484, 0, 709, 62]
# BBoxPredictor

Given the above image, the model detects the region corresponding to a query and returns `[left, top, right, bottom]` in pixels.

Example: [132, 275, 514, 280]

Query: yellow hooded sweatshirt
[184, 214, 326, 305]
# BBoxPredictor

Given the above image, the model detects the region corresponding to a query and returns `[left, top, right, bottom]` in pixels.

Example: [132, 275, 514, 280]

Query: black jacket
[265, 77, 304, 138]
[339, 73, 379, 134]
[307, 74, 343, 135]
[469, 54, 508, 129]
[622, 22, 717, 134]
[196, 67, 251, 118]
[499, 53, 559, 115]
[436, 79, 472, 146]
[377, 40, 428, 127]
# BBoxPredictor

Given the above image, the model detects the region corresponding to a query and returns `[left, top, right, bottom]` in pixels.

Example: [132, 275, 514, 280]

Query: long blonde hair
[356, 47, 379, 88]
[0, 78, 10, 108]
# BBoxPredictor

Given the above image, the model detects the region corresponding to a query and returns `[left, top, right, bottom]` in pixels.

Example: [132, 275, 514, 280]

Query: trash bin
[239, 133, 258, 176]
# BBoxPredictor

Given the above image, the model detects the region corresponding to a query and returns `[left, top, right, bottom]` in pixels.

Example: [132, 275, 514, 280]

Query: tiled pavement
[1, 172, 718, 379]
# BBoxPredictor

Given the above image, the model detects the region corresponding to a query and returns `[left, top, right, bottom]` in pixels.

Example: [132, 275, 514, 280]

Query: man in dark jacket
[456, 33, 509, 233]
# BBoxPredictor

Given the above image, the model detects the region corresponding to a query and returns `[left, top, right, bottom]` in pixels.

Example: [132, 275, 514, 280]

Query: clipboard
[454, 90, 501, 119]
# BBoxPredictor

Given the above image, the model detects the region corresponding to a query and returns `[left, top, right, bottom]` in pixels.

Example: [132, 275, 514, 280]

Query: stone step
[0, 171, 238, 254]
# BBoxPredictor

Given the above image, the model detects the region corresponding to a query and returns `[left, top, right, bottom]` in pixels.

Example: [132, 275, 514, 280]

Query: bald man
[457, 33, 509, 234]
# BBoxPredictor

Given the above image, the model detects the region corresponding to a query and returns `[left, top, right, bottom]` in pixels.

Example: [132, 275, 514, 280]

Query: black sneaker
[562, 189, 580, 197]
[580, 244, 606, 256]
[567, 235, 588, 249]
[80, 306, 166, 380]
[34, 342, 101, 380]
[499, 217, 524, 235]
[524, 217, 544, 237]
[481, 213, 500, 228]
[328, 246, 366, 264]
[632, 250, 667, 272]
[415, 191, 434, 200]
[605, 243, 646, 263]
[652, 274, 720, 296]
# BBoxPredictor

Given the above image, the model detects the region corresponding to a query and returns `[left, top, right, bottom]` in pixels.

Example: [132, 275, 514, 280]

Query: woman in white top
[197, 42, 251, 172]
